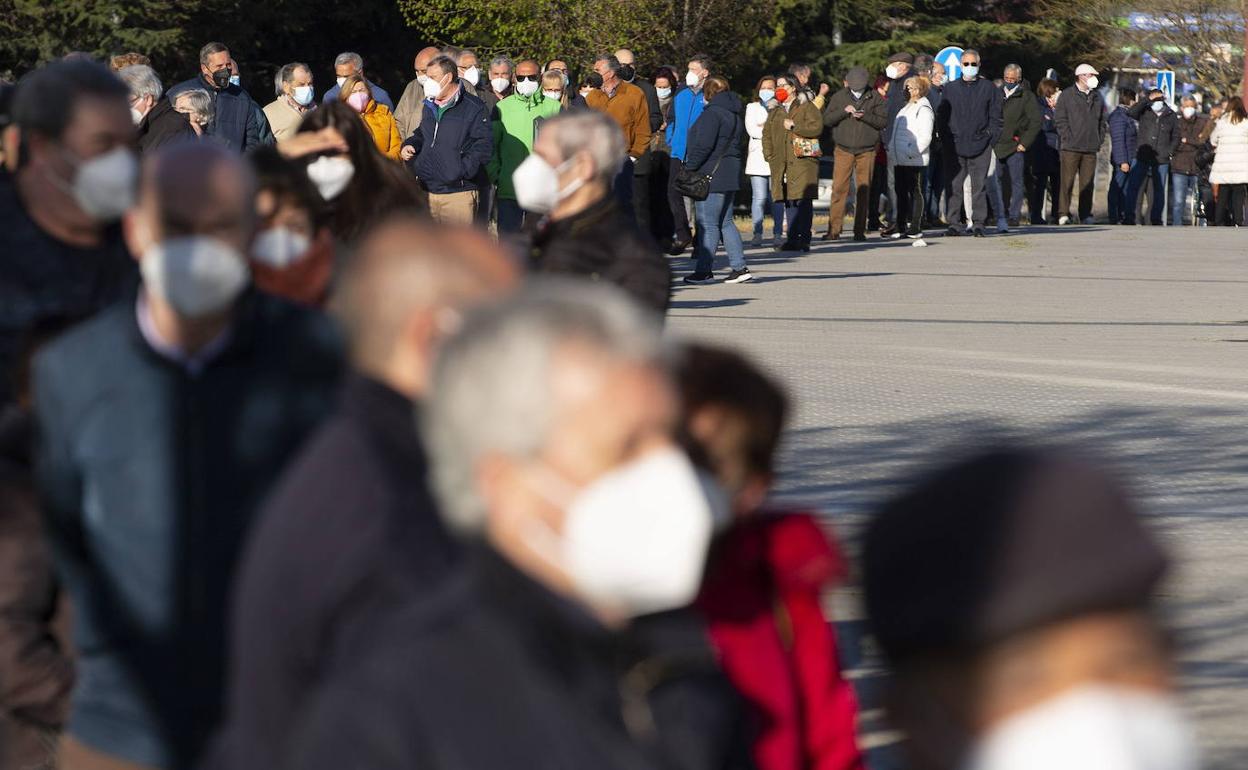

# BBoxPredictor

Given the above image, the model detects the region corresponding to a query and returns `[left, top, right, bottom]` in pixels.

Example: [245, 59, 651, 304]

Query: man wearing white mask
[863, 446, 1198, 770]
[519, 111, 670, 315]
[0, 59, 138, 406]
[488, 59, 561, 235]
[33, 141, 340, 770]
[455, 48, 483, 94]
[1169, 95, 1209, 226]
[1053, 63, 1107, 224]
[321, 51, 393, 110]
[119, 64, 195, 152]
[485, 55, 514, 111]
[286, 281, 753, 770]
[937, 49, 1003, 237]
[665, 54, 712, 255]
[394, 45, 440, 140]
[263, 62, 317, 144]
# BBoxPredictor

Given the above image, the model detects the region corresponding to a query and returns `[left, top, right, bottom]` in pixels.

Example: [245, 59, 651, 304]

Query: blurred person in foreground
[246, 146, 335, 306]
[286, 281, 753, 770]
[679, 343, 865, 770]
[34, 141, 341, 770]
[0, 59, 138, 406]
[863, 446, 1198, 770]
[519, 110, 670, 315]
[211, 217, 517, 770]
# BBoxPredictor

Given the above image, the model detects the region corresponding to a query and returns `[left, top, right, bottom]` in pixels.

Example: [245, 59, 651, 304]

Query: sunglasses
[517, 74, 540, 82]
[961, 60, 977, 66]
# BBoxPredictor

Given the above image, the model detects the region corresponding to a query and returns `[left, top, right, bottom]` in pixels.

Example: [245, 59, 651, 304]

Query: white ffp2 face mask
[251, 227, 312, 269]
[58, 146, 139, 223]
[966, 685, 1200, 770]
[141, 236, 250, 318]
[686, 70, 701, 88]
[306, 156, 355, 201]
[515, 79, 539, 97]
[511, 153, 582, 214]
[462, 66, 480, 86]
[526, 447, 718, 616]
[491, 76, 510, 94]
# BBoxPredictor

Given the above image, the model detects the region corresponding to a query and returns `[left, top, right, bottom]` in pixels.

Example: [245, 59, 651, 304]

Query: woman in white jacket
[745, 75, 783, 246]
[887, 75, 935, 238]
[1210, 97, 1248, 226]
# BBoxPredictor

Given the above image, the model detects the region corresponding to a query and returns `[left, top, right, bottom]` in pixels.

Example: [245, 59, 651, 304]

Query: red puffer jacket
[696, 511, 865, 770]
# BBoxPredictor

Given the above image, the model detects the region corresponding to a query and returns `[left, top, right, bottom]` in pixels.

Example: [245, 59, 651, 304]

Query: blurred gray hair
[178, 88, 214, 127]
[423, 280, 664, 534]
[963, 49, 981, 63]
[119, 64, 162, 100]
[489, 55, 514, 72]
[1181, 95, 1198, 107]
[544, 110, 625, 186]
[334, 52, 364, 70]
[456, 48, 478, 64]
[275, 62, 310, 96]
[914, 54, 935, 77]
[1004, 63, 1022, 77]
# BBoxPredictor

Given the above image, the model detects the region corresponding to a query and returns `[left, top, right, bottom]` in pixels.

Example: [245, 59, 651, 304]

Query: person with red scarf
[677, 343, 866, 770]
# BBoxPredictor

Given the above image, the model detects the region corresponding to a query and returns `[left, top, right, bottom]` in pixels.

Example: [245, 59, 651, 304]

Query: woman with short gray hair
[174, 89, 215, 138]
[121, 64, 195, 151]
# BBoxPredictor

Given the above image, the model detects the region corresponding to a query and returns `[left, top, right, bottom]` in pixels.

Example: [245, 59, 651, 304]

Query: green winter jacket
[487, 92, 563, 200]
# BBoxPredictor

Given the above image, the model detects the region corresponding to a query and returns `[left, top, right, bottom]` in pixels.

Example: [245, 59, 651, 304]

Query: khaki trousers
[829, 147, 875, 237]
[428, 190, 479, 225]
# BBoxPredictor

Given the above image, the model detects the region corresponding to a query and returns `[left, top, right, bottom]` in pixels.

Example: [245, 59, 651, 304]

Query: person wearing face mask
[647, 66, 679, 245]
[677, 342, 866, 770]
[1053, 63, 1108, 225]
[888, 75, 935, 239]
[167, 42, 271, 153]
[263, 62, 317, 144]
[588, 54, 651, 219]
[521, 111, 669, 314]
[1106, 89, 1139, 225]
[0, 59, 138, 407]
[394, 46, 441, 141]
[454, 48, 486, 105]
[1208, 96, 1248, 226]
[209, 218, 517, 770]
[488, 59, 562, 235]
[863, 446, 1196, 770]
[992, 64, 1040, 230]
[1124, 89, 1178, 226]
[541, 69, 570, 110]
[119, 64, 195, 152]
[682, 76, 749, 284]
[615, 49, 664, 237]
[746, 75, 785, 248]
[764, 74, 823, 251]
[665, 54, 713, 255]
[292, 102, 422, 243]
[399, 55, 493, 225]
[1025, 79, 1062, 225]
[339, 74, 402, 160]
[543, 58, 573, 101]
[878, 52, 918, 236]
[321, 51, 394, 111]
[1169, 95, 1210, 226]
[486, 55, 514, 109]
[32, 141, 341, 770]
[937, 49, 1003, 237]
[286, 282, 753, 770]
[823, 66, 889, 241]
[916, 55, 948, 227]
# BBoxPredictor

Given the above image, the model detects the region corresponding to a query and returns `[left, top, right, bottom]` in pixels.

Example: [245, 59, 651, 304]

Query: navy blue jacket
[168, 77, 271, 153]
[401, 87, 493, 194]
[1108, 106, 1139, 166]
[684, 92, 744, 194]
[33, 291, 341, 768]
[938, 77, 1004, 158]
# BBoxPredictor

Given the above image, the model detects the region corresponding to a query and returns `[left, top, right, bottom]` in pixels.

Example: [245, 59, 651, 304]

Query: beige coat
[394, 78, 424, 140]
[262, 98, 307, 143]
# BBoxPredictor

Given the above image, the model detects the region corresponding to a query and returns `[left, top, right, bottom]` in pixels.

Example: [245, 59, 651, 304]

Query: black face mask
[618, 65, 635, 82]
[211, 68, 231, 89]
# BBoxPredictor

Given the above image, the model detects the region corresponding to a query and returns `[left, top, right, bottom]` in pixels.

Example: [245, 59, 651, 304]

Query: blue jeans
[694, 192, 747, 274]
[994, 152, 1026, 221]
[749, 175, 783, 239]
[1170, 172, 1198, 226]
[496, 197, 524, 234]
[1125, 161, 1168, 225]
[783, 198, 814, 246]
[1108, 161, 1132, 223]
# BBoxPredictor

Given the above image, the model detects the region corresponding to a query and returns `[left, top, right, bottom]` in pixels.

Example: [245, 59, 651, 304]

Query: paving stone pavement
[666, 224, 1248, 769]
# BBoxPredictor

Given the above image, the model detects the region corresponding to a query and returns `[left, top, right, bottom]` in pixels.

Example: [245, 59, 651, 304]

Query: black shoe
[1008, 218, 1020, 228]
[852, 233, 867, 242]
[880, 225, 898, 238]
[972, 227, 986, 238]
[668, 237, 691, 256]
[682, 272, 716, 285]
[724, 268, 754, 284]
[776, 241, 798, 252]
[800, 243, 812, 252]
[822, 233, 840, 241]
[945, 226, 962, 237]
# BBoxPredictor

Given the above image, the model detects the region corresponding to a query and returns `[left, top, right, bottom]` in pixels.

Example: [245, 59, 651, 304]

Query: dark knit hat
[888, 52, 916, 65]
[862, 447, 1169, 666]
[845, 67, 870, 92]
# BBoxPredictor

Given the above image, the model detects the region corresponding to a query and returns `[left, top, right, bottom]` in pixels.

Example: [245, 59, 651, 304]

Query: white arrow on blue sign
[1156, 70, 1175, 105]
[936, 46, 965, 82]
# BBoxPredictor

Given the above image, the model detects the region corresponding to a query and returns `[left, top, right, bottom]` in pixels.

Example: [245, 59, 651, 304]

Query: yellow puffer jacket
[359, 101, 403, 160]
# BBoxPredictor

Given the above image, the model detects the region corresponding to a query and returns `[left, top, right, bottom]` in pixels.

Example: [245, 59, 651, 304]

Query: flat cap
[862, 447, 1169, 666]
[888, 52, 915, 65]
[845, 67, 870, 92]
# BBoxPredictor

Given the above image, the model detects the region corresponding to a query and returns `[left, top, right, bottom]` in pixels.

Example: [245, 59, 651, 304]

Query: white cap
[1075, 64, 1098, 77]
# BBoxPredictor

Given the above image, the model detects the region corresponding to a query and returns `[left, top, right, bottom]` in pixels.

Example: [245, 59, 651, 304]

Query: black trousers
[1215, 183, 1246, 226]
[894, 165, 926, 234]
[648, 150, 674, 242]
[949, 147, 992, 228]
[667, 157, 693, 242]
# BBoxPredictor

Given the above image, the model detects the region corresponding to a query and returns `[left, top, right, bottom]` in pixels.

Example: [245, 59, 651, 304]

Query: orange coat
[359, 101, 402, 160]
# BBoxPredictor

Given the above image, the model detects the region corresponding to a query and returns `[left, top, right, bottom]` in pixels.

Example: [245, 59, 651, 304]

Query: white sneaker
[911, 238, 928, 248]
[1058, 216, 1071, 226]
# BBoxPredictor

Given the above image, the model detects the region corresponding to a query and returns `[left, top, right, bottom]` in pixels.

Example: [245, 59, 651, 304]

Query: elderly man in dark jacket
[880, 52, 918, 234]
[34, 142, 340, 770]
[209, 219, 517, 770]
[994, 65, 1040, 228]
[527, 111, 670, 315]
[119, 64, 195, 153]
[167, 42, 270, 153]
[1124, 89, 1178, 226]
[1053, 63, 1108, 224]
[285, 281, 753, 770]
[400, 54, 493, 225]
[823, 66, 890, 240]
[1169, 96, 1211, 226]
[938, 49, 1004, 237]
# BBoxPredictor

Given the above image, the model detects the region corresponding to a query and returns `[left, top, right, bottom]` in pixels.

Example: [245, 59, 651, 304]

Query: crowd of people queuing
[0, 35, 1208, 770]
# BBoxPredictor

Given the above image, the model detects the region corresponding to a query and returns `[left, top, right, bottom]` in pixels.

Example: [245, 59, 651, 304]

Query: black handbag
[674, 155, 724, 201]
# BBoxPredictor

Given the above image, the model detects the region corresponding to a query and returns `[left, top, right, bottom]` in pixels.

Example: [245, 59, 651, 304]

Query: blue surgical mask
[962, 64, 979, 80]
[759, 88, 775, 103]
[293, 85, 314, 106]
[1152, 101, 1166, 114]
[229, 74, 241, 87]
[656, 86, 672, 99]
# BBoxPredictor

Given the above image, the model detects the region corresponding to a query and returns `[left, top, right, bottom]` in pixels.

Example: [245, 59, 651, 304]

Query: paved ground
[666, 224, 1248, 769]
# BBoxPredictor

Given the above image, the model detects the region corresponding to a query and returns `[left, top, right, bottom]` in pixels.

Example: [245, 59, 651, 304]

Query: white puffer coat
[1210, 115, 1248, 184]
[888, 97, 934, 167]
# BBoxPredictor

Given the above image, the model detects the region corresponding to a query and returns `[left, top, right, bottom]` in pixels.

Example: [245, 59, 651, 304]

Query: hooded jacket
[1053, 86, 1107, 154]
[823, 87, 889, 154]
[488, 91, 563, 200]
[1128, 99, 1179, 165]
[684, 91, 744, 194]
[995, 81, 1041, 160]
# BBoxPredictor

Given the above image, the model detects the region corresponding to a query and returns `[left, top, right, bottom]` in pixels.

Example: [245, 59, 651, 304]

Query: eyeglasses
[517, 74, 540, 82]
